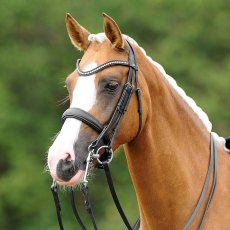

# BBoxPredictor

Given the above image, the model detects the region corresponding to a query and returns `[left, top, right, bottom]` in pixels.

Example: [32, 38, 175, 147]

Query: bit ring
[96, 146, 113, 165]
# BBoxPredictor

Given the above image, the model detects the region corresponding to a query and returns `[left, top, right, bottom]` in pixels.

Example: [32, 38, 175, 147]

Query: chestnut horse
[47, 13, 230, 229]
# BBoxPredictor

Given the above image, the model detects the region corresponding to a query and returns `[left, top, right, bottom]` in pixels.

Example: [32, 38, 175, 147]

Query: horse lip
[55, 170, 85, 186]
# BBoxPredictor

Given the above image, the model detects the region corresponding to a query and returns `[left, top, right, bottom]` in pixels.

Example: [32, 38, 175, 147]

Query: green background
[0, 0, 229, 229]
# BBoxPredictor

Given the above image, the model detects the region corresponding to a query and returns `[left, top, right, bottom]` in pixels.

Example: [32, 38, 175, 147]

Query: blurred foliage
[0, 0, 229, 229]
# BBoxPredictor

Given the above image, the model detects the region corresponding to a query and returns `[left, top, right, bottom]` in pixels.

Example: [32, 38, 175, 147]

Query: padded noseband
[62, 107, 110, 143]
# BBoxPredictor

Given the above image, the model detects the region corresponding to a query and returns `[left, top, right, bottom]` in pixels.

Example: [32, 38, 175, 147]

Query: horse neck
[124, 52, 211, 229]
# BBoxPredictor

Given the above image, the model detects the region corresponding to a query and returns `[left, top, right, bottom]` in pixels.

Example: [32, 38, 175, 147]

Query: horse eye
[105, 81, 119, 92]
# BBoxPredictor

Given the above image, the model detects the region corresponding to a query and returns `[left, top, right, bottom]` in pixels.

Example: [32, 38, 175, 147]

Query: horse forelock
[87, 33, 136, 46]
[88, 33, 106, 43]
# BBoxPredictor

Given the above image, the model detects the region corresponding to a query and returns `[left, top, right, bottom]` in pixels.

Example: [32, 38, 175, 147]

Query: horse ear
[66, 13, 90, 51]
[103, 13, 125, 50]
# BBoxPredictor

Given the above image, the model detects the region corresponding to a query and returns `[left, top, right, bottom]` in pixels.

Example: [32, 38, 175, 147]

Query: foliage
[0, 0, 229, 229]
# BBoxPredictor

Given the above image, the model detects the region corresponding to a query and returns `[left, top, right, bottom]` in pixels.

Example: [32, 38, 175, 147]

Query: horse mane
[88, 33, 227, 149]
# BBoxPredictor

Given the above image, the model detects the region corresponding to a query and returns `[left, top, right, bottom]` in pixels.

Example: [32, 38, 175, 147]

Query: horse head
[47, 13, 145, 186]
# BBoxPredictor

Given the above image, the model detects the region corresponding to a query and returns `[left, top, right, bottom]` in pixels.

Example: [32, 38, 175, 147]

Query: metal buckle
[82, 145, 95, 185]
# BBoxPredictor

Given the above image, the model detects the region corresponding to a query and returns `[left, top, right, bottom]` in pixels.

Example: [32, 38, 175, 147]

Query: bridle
[51, 40, 142, 230]
[50, 40, 218, 230]
[62, 40, 142, 182]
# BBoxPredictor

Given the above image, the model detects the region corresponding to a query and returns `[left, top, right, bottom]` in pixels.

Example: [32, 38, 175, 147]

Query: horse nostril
[56, 159, 78, 181]
[64, 152, 73, 162]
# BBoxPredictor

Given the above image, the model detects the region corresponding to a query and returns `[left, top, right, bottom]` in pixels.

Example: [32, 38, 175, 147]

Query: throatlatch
[51, 40, 141, 230]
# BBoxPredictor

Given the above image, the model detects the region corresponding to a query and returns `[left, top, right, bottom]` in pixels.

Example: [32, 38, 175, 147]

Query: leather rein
[50, 40, 218, 230]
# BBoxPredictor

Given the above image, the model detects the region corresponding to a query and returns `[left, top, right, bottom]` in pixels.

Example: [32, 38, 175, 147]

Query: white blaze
[70, 63, 97, 110]
[48, 62, 97, 179]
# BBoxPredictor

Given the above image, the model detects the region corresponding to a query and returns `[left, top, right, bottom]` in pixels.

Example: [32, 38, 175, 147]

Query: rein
[183, 132, 218, 230]
[50, 40, 218, 230]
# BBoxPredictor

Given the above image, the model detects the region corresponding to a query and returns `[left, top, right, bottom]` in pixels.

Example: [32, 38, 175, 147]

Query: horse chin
[56, 170, 85, 186]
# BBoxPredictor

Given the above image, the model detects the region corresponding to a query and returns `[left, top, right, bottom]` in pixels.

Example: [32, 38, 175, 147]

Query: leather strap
[51, 182, 64, 230]
[198, 133, 218, 229]
[81, 185, 98, 230]
[62, 108, 104, 133]
[62, 107, 110, 143]
[77, 59, 130, 77]
[183, 132, 218, 230]
[103, 163, 133, 230]
[69, 187, 86, 229]
[133, 218, 141, 230]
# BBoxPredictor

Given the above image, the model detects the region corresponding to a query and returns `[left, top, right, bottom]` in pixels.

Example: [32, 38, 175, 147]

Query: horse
[47, 13, 230, 229]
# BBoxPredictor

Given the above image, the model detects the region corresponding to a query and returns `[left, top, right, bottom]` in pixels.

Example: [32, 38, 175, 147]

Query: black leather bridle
[51, 40, 142, 230]
[62, 40, 142, 182]
[62, 40, 142, 156]
[50, 40, 218, 230]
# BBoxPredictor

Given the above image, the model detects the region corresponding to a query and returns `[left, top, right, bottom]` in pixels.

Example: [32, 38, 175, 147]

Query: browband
[76, 59, 130, 77]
